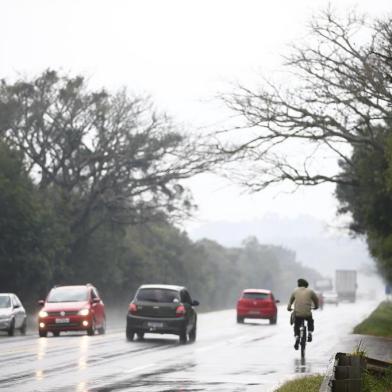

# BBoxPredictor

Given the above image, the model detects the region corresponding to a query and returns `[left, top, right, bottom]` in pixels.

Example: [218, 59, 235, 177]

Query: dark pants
[293, 315, 314, 336]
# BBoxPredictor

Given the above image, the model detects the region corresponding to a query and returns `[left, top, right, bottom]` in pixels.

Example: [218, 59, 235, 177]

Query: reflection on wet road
[0, 301, 376, 391]
[294, 357, 310, 373]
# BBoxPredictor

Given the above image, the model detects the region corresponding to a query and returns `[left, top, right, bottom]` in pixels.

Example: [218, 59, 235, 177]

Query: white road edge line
[229, 336, 248, 343]
[194, 336, 248, 353]
[125, 363, 155, 373]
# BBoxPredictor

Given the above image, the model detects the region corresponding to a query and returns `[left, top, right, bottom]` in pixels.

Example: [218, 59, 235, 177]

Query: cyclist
[287, 278, 319, 350]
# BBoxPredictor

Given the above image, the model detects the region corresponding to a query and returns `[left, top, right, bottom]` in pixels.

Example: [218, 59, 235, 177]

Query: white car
[0, 293, 27, 336]
[323, 291, 339, 305]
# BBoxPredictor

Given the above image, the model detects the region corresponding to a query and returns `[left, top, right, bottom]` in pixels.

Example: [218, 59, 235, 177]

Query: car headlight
[39, 311, 48, 318]
[78, 308, 90, 316]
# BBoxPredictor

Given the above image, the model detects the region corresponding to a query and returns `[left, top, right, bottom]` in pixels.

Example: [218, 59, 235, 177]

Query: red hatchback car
[38, 284, 106, 337]
[236, 289, 279, 324]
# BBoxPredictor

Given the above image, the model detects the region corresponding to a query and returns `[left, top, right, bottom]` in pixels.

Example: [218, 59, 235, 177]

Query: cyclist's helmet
[298, 278, 309, 288]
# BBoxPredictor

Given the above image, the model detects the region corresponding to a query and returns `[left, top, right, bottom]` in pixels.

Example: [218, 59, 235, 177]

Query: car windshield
[243, 292, 270, 300]
[136, 288, 180, 303]
[47, 287, 88, 302]
[0, 296, 11, 308]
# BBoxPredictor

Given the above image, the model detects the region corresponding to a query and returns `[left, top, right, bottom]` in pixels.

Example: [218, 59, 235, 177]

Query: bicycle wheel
[300, 326, 307, 359]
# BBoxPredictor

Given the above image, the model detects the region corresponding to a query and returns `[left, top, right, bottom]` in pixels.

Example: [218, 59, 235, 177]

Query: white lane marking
[125, 363, 155, 373]
[195, 344, 222, 353]
[228, 336, 248, 343]
[195, 337, 246, 353]
[195, 333, 268, 353]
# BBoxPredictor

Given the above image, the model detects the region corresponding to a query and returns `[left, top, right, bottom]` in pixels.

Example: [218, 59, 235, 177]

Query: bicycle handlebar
[288, 307, 318, 312]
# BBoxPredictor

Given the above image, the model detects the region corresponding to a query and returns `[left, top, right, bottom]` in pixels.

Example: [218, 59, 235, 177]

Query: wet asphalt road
[0, 300, 377, 392]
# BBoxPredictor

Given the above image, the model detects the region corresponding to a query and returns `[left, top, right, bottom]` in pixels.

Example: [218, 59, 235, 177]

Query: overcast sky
[1, 0, 391, 232]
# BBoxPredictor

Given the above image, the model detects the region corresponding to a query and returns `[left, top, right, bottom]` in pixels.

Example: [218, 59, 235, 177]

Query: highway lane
[0, 300, 377, 391]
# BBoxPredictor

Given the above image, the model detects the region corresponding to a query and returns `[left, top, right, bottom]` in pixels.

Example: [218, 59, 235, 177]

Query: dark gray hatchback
[126, 284, 199, 344]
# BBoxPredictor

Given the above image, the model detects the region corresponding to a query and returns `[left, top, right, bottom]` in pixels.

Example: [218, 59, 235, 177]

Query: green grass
[274, 375, 323, 392]
[363, 367, 392, 392]
[353, 301, 392, 337]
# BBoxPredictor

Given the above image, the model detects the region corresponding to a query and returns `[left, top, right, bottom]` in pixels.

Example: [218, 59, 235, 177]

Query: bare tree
[217, 9, 392, 190]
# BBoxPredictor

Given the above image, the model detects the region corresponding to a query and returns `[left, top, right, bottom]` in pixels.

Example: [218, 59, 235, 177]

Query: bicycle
[297, 318, 307, 359]
[290, 309, 316, 359]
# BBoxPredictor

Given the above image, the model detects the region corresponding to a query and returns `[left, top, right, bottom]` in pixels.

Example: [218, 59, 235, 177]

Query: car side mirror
[92, 297, 101, 304]
[38, 300, 45, 307]
[275, 299, 280, 303]
[191, 300, 199, 306]
[13, 304, 20, 309]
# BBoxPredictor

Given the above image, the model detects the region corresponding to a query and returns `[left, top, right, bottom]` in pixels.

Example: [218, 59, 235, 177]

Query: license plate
[147, 321, 163, 328]
[249, 310, 260, 314]
[55, 318, 69, 324]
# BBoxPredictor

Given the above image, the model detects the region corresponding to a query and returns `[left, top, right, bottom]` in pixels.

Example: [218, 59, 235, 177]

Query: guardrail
[319, 352, 390, 392]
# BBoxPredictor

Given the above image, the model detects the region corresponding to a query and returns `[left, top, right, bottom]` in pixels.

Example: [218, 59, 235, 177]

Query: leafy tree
[233, 237, 321, 301]
[0, 142, 64, 300]
[0, 69, 324, 309]
[191, 238, 240, 308]
[336, 128, 392, 281]
[0, 70, 210, 245]
[0, 70, 215, 285]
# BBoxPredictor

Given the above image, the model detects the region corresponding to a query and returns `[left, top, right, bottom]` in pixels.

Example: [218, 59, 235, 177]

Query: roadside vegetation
[274, 375, 323, 392]
[363, 367, 392, 392]
[5, 6, 392, 313]
[354, 301, 392, 338]
[0, 71, 321, 310]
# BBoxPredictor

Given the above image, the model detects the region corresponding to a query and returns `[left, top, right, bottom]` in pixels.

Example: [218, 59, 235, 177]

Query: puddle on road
[89, 379, 259, 392]
[293, 358, 311, 373]
[84, 360, 266, 392]
[229, 367, 276, 377]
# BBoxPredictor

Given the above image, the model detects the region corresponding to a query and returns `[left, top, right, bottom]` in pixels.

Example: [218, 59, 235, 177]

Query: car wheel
[98, 317, 106, 335]
[39, 330, 47, 338]
[179, 330, 187, 344]
[270, 316, 277, 325]
[126, 329, 135, 341]
[20, 319, 27, 335]
[189, 326, 197, 343]
[87, 320, 95, 336]
[7, 319, 15, 336]
[137, 332, 144, 340]
[53, 331, 60, 337]
[237, 316, 244, 324]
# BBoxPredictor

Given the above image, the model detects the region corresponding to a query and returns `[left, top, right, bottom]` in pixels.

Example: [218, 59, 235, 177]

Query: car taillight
[129, 303, 137, 314]
[175, 304, 186, 317]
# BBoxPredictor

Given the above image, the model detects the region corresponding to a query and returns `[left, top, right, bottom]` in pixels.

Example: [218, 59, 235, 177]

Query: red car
[38, 284, 106, 337]
[236, 289, 279, 324]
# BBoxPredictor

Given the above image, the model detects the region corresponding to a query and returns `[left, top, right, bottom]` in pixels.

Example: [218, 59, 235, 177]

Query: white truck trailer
[335, 270, 357, 302]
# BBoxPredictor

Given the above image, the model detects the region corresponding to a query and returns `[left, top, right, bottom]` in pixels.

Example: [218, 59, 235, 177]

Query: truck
[335, 270, 357, 302]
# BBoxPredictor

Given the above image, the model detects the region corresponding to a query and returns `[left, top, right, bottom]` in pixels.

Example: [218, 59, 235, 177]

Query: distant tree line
[0, 70, 319, 311]
[215, 9, 392, 282]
